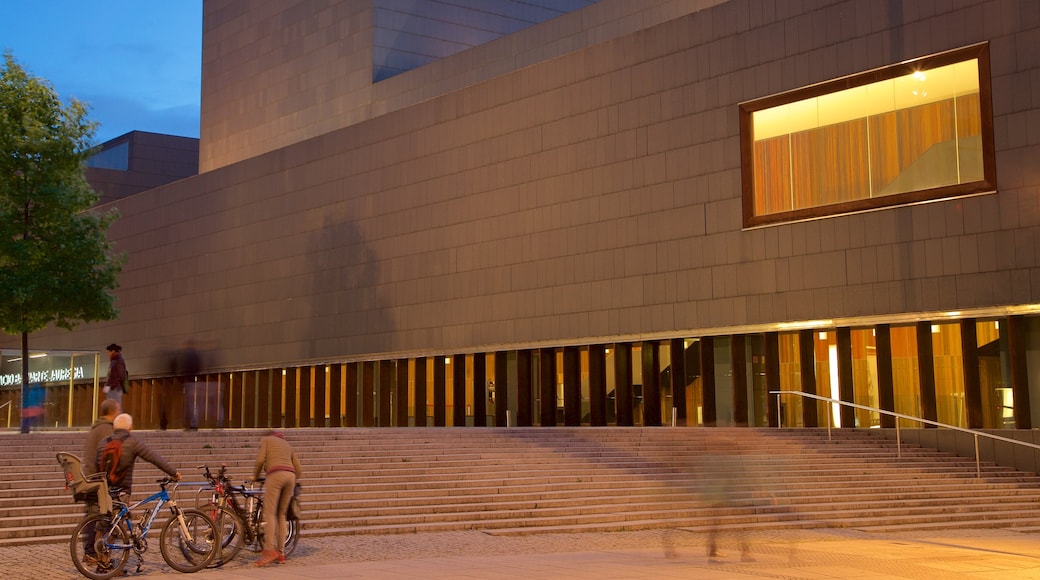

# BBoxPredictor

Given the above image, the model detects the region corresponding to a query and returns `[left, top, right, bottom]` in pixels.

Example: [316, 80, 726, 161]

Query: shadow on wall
[307, 210, 395, 358]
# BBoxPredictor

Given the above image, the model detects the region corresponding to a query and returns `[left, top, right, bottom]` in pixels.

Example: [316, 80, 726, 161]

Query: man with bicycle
[97, 414, 182, 493]
[253, 430, 302, 566]
[80, 399, 120, 566]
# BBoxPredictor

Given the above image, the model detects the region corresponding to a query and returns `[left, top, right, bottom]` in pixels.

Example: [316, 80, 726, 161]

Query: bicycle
[70, 476, 217, 579]
[197, 464, 300, 567]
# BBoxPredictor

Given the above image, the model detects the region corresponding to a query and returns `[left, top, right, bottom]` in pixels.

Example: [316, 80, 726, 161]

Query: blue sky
[0, 1, 202, 144]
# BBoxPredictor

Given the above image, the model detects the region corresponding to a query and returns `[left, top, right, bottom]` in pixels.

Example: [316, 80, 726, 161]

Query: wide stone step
[2, 427, 1039, 546]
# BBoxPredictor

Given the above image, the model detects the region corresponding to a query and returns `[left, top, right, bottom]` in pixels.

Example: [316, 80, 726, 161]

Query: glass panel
[714, 337, 734, 426]
[605, 347, 616, 426]
[628, 345, 636, 428]
[932, 323, 966, 427]
[851, 328, 881, 428]
[580, 348, 590, 426]
[814, 331, 838, 427]
[685, 339, 703, 427]
[778, 332, 802, 427]
[890, 326, 922, 428]
[976, 319, 1011, 428]
[660, 343, 672, 425]
[1025, 317, 1040, 428]
[748, 335, 769, 427]
[744, 47, 990, 226]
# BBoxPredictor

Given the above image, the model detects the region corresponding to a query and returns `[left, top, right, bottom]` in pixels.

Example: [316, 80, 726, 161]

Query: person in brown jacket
[253, 430, 302, 566]
[79, 399, 120, 565]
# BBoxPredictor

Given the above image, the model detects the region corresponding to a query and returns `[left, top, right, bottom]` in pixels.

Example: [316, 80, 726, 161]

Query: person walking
[96, 413, 181, 494]
[174, 340, 201, 430]
[79, 399, 120, 566]
[103, 344, 127, 405]
[253, 430, 302, 566]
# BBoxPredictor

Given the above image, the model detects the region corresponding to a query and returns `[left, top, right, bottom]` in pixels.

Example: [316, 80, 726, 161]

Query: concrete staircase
[3, 427, 1040, 546]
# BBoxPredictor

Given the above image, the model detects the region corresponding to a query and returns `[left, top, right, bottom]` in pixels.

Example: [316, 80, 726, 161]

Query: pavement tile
[5, 527, 1040, 579]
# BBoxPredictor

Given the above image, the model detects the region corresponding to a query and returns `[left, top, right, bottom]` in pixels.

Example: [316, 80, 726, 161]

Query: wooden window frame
[739, 43, 996, 229]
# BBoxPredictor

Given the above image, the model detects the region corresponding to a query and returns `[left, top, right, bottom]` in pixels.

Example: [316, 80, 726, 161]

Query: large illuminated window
[739, 43, 995, 228]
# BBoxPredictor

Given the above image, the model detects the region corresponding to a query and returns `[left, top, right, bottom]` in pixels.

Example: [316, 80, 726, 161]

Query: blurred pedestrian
[174, 340, 201, 430]
[253, 430, 302, 566]
[103, 344, 127, 405]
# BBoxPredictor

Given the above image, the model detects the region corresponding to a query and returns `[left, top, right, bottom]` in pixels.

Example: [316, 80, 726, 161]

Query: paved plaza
[5, 527, 1040, 579]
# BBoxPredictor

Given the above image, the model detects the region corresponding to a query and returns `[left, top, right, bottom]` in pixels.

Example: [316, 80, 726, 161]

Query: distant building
[85, 131, 199, 204]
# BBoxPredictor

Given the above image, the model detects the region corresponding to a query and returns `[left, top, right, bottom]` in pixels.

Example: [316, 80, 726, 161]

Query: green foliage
[0, 51, 123, 336]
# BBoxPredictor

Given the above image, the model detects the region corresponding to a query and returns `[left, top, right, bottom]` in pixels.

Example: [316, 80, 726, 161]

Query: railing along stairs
[771, 390, 1040, 478]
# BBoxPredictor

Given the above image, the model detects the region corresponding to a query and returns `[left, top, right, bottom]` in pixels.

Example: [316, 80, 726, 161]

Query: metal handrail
[0, 401, 9, 428]
[770, 389, 1040, 478]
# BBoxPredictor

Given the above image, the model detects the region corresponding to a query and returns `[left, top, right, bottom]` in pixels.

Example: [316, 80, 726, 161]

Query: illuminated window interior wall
[742, 44, 993, 227]
[890, 326, 923, 428]
[851, 328, 880, 428]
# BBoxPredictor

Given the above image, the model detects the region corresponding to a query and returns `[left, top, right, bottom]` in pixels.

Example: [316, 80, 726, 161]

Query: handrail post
[896, 421, 901, 460]
[975, 433, 981, 479]
[773, 392, 782, 430]
[826, 399, 832, 441]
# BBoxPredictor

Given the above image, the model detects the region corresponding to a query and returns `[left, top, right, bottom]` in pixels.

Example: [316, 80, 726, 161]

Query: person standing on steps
[103, 343, 127, 406]
[79, 398, 120, 566]
[253, 430, 302, 567]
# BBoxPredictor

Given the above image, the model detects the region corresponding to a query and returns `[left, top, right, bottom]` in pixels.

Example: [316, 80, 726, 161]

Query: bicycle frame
[102, 487, 171, 549]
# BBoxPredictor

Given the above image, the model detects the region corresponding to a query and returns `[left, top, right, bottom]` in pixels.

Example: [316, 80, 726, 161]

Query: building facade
[4, 0, 1040, 432]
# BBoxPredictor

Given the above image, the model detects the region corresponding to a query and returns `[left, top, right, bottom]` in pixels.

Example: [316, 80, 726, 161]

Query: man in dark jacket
[97, 413, 181, 493]
[80, 399, 120, 565]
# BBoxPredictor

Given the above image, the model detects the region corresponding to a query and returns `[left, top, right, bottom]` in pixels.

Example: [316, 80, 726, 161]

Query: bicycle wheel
[159, 508, 217, 573]
[70, 514, 131, 580]
[256, 507, 301, 556]
[284, 513, 301, 557]
[206, 506, 245, 567]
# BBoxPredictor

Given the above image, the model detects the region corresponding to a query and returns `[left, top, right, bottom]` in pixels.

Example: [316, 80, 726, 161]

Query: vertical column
[836, 327, 855, 428]
[731, 336, 748, 426]
[798, 330, 818, 427]
[453, 354, 466, 427]
[539, 348, 557, 426]
[259, 370, 273, 429]
[413, 358, 427, 427]
[516, 350, 533, 427]
[614, 343, 633, 427]
[916, 322, 938, 425]
[642, 342, 662, 426]
[700, 337, 716, 426]
[283, 368, 298, 429]
[669, 338, 687, 425]
[361, 362, 375, 427]
[494, 352, 509, 427]
[328, 364, 343, 427]
[395, 359, 409, 427]
[228, 374, 242, 430]
[875, 325, 896, 428]
[1008, 316, 1032, 429]
[764, 332, 780, 427]
[960, 319, 983, 429]
[563, 346, 581, 426]
[315, 365, 328, 427]
[433, 356, 446, 427]
[379, 360, 393, 427]
[588, 345, 607, 426]
[344, 362, 359, 427]
[472, 354, 487, 427]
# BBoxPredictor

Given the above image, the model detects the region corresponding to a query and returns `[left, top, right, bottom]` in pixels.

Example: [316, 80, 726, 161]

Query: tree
[0, 52, 123, 432]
